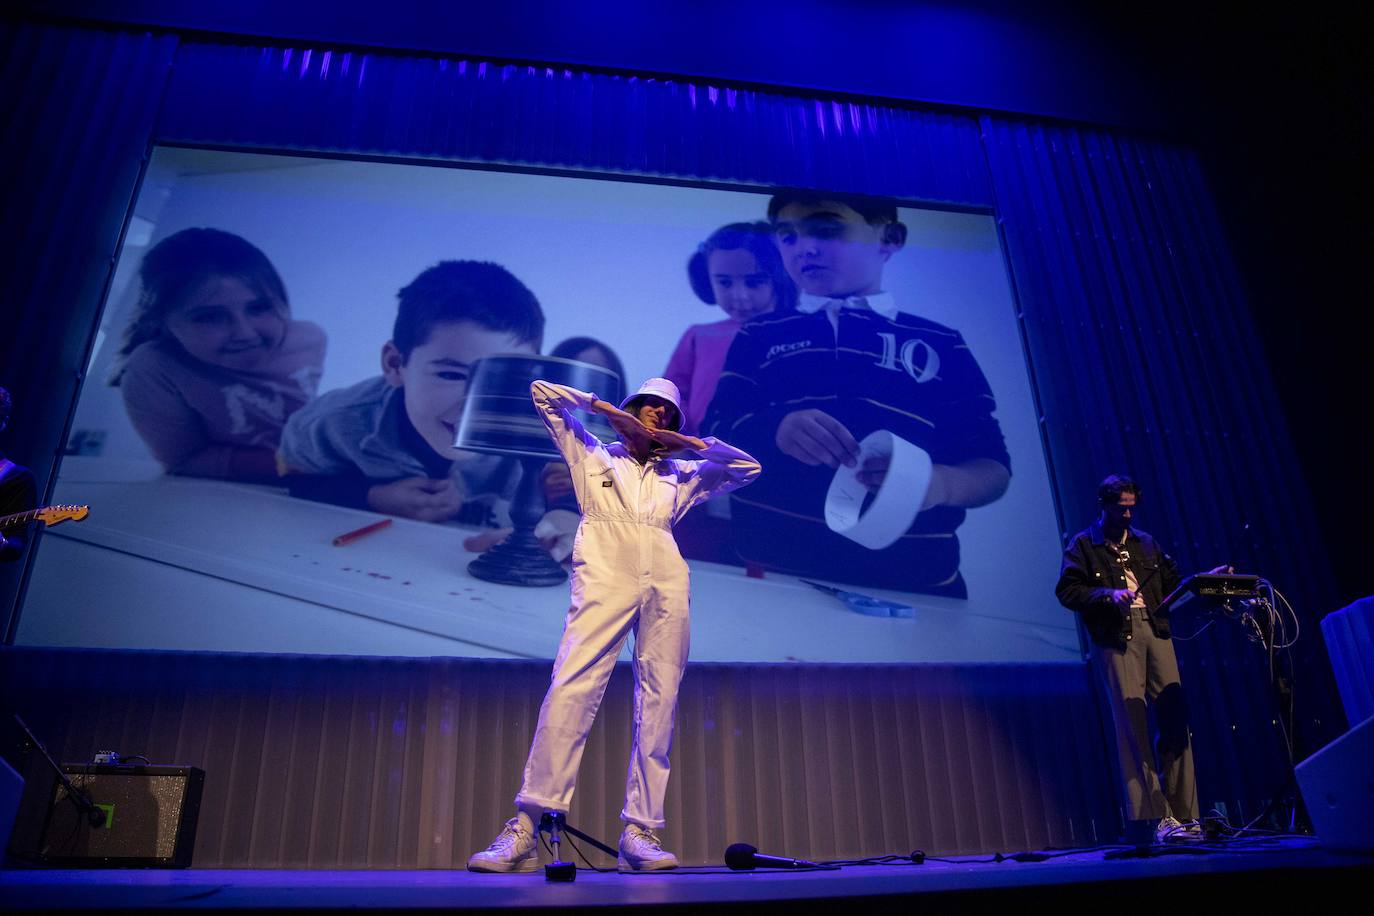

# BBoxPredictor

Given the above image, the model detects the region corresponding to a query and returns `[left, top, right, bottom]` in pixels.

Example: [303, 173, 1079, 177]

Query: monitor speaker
[8, 764, 205, 868]
[1295, 713, 1374, 853]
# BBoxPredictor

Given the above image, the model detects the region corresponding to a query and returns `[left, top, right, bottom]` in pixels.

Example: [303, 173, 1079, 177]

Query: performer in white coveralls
[468, 377, 761, 873]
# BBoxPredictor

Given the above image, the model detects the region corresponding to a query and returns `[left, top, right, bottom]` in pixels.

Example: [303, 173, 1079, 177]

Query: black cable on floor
[558, 832, 616, 873]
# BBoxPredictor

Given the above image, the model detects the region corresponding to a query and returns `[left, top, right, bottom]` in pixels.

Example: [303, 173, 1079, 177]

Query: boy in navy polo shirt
[703, 191, 1010, 598]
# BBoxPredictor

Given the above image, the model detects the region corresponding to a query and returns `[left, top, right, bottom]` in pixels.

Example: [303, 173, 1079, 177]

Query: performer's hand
[648, 429, 707, 455]
[776, 409, 861, 468]
[542, 461, 574, 502]
[606, 411, 658, 453]
[1109, 588, 1136, 610]
[367, 476, 464, 523]
[1206, 564, 1235, 575]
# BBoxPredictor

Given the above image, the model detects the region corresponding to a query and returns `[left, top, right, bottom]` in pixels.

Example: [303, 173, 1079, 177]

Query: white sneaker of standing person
[467, 817, 540, 873]
[1154, 815, 1205, 844]
[618, 823, 679, 871]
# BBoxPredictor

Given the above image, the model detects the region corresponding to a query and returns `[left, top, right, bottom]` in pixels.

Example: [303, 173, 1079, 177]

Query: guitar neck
[0, 505, 88, 529]
[0, 508, 41, 528]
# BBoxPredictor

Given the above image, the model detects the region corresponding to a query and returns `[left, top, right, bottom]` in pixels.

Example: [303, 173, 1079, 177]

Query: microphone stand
[538, 812, 618, 882]
[13, 715, 107, 829]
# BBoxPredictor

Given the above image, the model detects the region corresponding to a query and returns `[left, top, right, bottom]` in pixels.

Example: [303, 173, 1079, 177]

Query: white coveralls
[515, 381, 761, 828]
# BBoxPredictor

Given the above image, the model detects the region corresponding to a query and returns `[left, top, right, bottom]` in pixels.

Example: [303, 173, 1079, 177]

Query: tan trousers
[1091, 607, 1199, 822]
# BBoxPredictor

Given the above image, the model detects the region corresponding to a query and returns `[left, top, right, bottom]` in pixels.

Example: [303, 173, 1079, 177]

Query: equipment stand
[538, 812, 619, 882]
[541, 812, 575, 881]
[1252, 595, 1305, 834]
[12, 714, 107, 829]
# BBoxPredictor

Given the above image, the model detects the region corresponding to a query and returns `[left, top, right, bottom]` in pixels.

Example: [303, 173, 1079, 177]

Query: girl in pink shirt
[110, 228, 326, 482]
[664, 222, 796, 435]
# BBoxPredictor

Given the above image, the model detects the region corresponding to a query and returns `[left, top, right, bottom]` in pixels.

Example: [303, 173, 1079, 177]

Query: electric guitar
[0, 504, 90, 529]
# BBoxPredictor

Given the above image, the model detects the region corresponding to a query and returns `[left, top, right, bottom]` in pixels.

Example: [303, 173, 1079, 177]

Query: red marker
[332, 518, 393, 546]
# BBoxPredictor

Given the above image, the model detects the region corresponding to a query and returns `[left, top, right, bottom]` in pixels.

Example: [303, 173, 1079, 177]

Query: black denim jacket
[1055, 520, 1181, 650]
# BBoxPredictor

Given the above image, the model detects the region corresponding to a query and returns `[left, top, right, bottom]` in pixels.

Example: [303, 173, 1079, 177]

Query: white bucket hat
[620, 377, 684, 432]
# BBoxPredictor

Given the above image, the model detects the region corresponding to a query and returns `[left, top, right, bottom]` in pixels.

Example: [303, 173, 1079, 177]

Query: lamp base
[467, 527, 567, 587]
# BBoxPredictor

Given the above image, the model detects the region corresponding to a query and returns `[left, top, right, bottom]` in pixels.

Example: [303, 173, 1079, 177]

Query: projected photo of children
[704, 191, 1011, 598]
[278, 261, 539, 529]
[662, 221, 796, 562]
[664, 222, 797, 436]
[24, 147, 1073, 663]
[110, 228, 326, 483]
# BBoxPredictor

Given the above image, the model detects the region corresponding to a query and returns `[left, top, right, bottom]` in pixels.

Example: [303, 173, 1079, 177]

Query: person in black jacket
[1056, 474, 1230, 844]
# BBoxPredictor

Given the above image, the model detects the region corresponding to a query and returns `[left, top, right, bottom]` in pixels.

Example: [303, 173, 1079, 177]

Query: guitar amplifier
[10, 764, 204, 868]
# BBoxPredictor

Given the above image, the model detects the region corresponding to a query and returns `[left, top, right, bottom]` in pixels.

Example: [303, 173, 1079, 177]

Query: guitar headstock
[35, 505, 89, 526]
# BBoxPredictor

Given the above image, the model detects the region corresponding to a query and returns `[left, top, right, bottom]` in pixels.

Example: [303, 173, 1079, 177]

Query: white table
[19, 465, 1081, 663]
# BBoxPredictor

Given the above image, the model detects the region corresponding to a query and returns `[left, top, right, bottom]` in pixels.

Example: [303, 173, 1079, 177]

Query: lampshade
[454, 354, 623, 457]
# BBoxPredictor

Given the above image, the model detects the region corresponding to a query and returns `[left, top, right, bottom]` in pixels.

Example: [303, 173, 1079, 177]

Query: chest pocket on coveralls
[587, 464, 615, 497]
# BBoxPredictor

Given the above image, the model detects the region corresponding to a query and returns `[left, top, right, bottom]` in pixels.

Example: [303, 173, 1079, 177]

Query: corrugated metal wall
[0, 647, 1118, 864]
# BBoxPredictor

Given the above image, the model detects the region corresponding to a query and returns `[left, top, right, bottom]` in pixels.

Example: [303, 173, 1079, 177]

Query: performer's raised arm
[529, 380, 606, 467]
[648, 428, 760, 512]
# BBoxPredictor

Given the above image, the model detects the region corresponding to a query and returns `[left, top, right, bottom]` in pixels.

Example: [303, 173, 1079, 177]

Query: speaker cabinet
[1296, 714, 1374, 853]
[11, 764, 205, 868]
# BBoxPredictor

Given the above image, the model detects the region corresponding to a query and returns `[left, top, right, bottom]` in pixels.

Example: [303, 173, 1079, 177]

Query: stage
[3, 837, 1368, 911]
[3, 6, 1371, 913]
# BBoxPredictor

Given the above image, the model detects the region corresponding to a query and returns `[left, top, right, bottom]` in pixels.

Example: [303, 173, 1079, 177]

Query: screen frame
[14, 139, 1079, 659]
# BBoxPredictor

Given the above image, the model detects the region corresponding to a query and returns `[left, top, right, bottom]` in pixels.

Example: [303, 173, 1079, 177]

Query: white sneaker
[1155, 815, 1205, 844]
[467, 817, 539, 873]
[618, 823, 679, 871]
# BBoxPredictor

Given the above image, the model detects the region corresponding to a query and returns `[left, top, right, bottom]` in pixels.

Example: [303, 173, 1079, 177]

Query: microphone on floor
[724, 842, 819, 870]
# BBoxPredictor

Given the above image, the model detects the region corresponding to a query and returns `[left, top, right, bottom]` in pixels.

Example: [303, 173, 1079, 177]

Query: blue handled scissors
[800, 579, 916, 619]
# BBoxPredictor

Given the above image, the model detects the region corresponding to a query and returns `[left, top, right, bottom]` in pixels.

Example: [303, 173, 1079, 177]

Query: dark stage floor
[3, 837, 1371, 911]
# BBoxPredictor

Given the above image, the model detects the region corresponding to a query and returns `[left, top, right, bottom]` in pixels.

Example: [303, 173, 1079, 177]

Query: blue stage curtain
[154, 43, 996, 207]
[981, 119, 1337, 809]
[0, 22, 179, 641]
